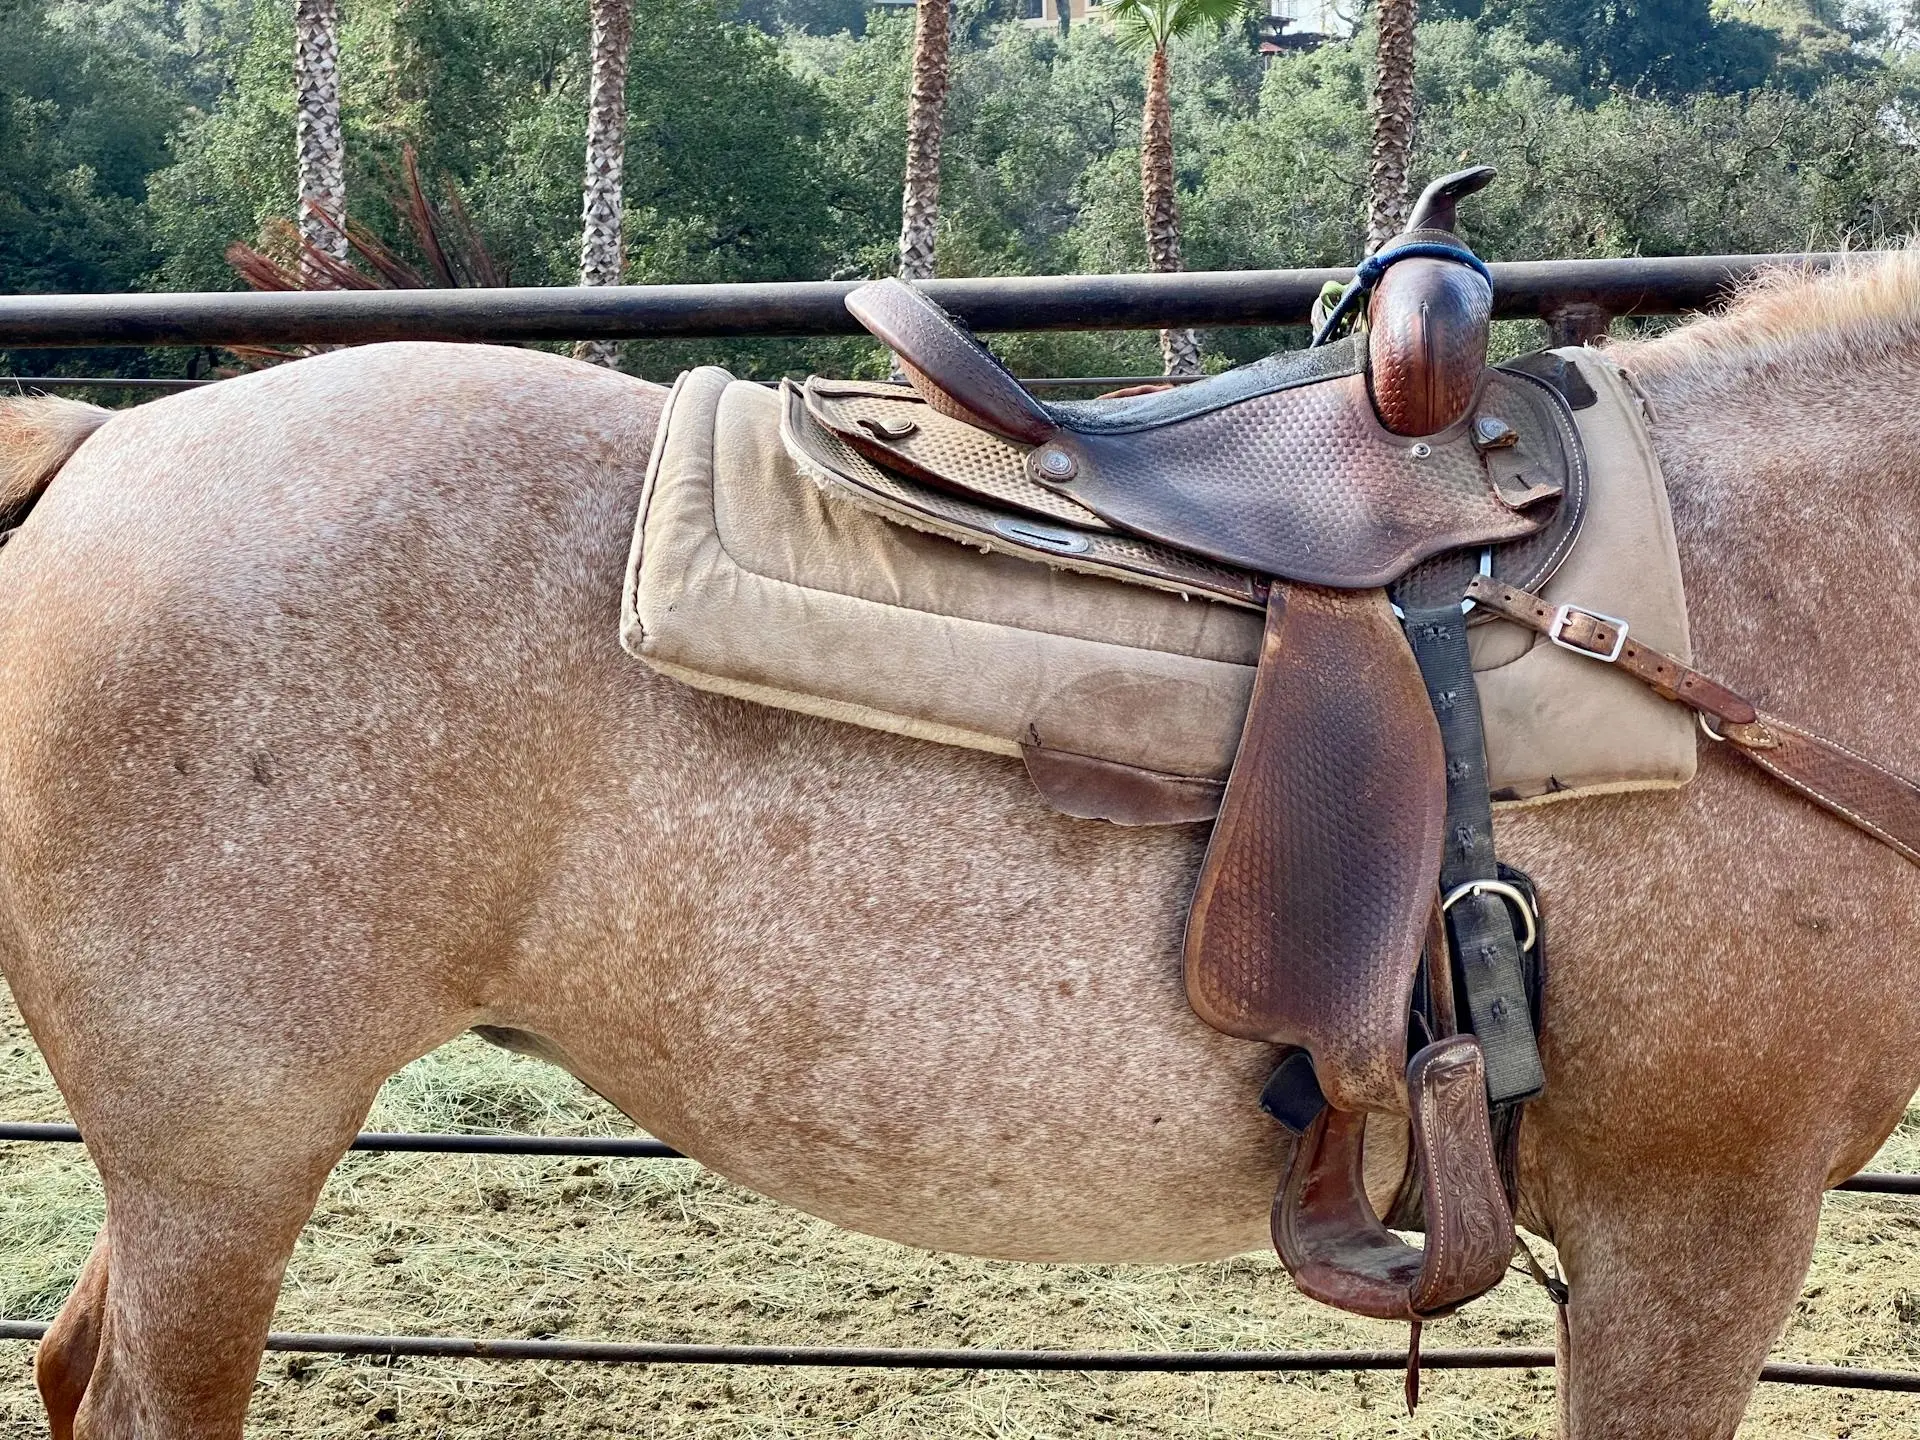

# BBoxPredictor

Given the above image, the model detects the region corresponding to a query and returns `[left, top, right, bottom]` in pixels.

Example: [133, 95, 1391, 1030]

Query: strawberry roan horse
[3, 255, 1919, 1438]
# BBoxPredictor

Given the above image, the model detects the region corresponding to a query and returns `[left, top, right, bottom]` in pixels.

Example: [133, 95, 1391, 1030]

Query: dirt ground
[1, 990, 1916, 1439]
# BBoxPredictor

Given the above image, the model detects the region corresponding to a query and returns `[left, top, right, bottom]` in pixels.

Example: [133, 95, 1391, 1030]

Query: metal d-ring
[1440, 878, 1539, 953]
[1697, 711, 1726, 743]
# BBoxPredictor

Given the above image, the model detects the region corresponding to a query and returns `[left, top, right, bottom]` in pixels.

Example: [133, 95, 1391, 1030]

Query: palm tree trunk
[897, 0, 951, 283]
[576, 0, 634, 367]
[1141, 46, 1199, 377]
[294, 0, 346, 284]
[1367, 0, 1417, 250]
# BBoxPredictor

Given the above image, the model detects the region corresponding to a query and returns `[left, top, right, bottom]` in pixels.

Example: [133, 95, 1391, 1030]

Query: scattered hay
[0, 993, 1914, 1437]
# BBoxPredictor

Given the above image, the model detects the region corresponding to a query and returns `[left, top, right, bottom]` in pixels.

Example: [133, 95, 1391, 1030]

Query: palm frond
[1103, 0, 1173, 52]
[1105, 0, 1252, 50]
[1162, 0, 1251, 40]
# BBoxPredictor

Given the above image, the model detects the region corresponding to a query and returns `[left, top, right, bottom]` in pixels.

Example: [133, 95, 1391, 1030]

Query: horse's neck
[1641, 365, 1920, 747]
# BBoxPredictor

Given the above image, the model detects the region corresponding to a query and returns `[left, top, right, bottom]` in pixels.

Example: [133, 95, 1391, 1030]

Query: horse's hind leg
[28, 1041, 391, 1440]
[1551, 1169, 1824, 1439]
[36, 1235, 108, 1440]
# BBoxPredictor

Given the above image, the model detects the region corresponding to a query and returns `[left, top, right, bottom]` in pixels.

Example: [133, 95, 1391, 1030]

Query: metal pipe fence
[0, 253, 1838, 349]
[1, 1117, 1916, 1391]
[2, 1120, 1915, 1192]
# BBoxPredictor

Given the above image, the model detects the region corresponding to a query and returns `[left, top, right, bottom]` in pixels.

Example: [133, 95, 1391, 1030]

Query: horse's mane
[1610, 245, 1920, 401]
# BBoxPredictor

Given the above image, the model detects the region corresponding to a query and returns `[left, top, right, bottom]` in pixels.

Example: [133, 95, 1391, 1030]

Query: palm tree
[1108, 0, 1244, 377]
[294, 0, 346, 284]
[1367, 0, 1417, 249]
[577, 0, 635, 367]
[896, 0, 952, 284]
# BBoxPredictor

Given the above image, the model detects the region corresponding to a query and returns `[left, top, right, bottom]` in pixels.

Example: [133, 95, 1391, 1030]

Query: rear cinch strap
[1465, 572, 1920, 870]
[1400, 606, 1545, 1104]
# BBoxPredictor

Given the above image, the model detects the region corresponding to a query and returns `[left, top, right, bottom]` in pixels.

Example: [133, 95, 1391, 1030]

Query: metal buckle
[1547, 604, 1628, 663]
[1440, 879, 1539, 954]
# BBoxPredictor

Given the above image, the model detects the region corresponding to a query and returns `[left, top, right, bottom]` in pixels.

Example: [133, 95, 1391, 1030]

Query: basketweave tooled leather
[778, 382, 1267, 610]
[1387, 368, 1588, 611]
[1728, 715, 1920, 867]
[1272, 1036, 1514, 1321]
[803, 379, 1112, 531]
[1037, 372, 1553, 587]
[843, 277, 1561, 588]
[1367, 255, 1493, 437]
[1183, 585, 1446, 1115]
[808, 370, 1586, 616]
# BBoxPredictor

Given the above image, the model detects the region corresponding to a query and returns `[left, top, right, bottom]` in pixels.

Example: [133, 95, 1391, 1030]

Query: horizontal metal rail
[2, 376, 208, 390]
[0, 254, 1838, 348]
[0, 1320, 1910, 1389]
[0, 374, 1167, 394]
[4, 1121, 1913, 1192]
[0, 1121, 681, 1159]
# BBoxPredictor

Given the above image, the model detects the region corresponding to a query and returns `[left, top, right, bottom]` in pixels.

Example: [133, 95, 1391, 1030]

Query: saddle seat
[836, 168, 1567, 1326]
[846, 288, 1560, 591]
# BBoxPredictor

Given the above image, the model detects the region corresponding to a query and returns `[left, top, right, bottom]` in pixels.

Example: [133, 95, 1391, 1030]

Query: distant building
[1261, 0, 1353, 50]
[1020, 0, 1100, 26]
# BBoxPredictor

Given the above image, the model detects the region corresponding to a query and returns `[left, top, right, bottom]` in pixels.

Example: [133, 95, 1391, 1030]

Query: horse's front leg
[1548, 1161, 1823, 1439]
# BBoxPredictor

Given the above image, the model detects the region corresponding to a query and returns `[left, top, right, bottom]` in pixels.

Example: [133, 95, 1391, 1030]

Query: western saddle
[816, 166, 1920, 1335]
[841, 167, 1554, 1324]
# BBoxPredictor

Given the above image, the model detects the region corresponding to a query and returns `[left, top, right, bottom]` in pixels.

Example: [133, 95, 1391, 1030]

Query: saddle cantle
[841, 166, 1558, 1323]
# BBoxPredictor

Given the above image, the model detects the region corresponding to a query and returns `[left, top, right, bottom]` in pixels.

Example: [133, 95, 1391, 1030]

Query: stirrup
[1271, 1035, 1514, 1321]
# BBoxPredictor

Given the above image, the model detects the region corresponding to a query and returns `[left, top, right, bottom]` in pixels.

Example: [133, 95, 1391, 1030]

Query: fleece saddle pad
[621, 352, 1694, 814]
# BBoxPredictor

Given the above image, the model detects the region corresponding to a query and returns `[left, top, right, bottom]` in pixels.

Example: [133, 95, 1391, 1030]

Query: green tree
[1107, 0, 1248, 374]
[1422, 0, 1779, 95]
[0, 0, 191, 380]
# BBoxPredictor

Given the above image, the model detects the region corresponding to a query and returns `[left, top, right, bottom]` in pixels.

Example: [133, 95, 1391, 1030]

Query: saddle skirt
[620, 355, 1693, 812]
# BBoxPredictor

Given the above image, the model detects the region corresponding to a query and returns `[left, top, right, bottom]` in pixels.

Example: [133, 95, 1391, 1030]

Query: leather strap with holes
[1464, 574, 1920, 867]
[1465, 576, 1756, 724]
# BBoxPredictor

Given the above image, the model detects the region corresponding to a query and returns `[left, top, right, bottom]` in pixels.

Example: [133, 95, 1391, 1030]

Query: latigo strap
[1465, 575, 1920, 865]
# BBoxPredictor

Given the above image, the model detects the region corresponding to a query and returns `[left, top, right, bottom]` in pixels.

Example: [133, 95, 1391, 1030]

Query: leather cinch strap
[1465, 575, 1920, 865]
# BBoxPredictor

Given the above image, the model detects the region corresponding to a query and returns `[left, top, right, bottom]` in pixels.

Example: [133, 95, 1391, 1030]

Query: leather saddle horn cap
[1403, 165, 1496, 235]
[1367, 166, 1497, 438]
[844, 280, 1055, 446]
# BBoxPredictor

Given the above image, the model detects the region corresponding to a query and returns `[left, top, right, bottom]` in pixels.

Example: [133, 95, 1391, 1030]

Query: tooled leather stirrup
[1275, 1036, 1514, 1321]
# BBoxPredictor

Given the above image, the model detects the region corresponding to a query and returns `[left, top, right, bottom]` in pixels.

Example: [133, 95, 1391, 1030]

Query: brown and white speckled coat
[4, 254, 1920, 1438]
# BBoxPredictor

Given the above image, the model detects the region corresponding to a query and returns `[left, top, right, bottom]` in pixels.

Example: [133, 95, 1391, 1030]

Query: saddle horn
[1367, 168, 1497, 436]
[1403, 165, 1497, 238]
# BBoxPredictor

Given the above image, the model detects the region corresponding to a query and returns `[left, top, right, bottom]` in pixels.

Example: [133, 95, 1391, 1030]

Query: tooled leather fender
[1183, 584, 1446, 1116]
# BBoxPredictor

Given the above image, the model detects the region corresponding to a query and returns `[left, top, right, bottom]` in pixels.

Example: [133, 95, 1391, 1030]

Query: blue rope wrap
[1310, 241, 1493, 348]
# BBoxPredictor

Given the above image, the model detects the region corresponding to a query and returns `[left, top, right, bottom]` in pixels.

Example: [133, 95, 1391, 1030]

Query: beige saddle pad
[621, 352, 1694, 814]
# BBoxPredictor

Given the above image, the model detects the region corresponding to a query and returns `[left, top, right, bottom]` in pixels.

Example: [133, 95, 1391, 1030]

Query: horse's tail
[0, 396, 111, 524]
